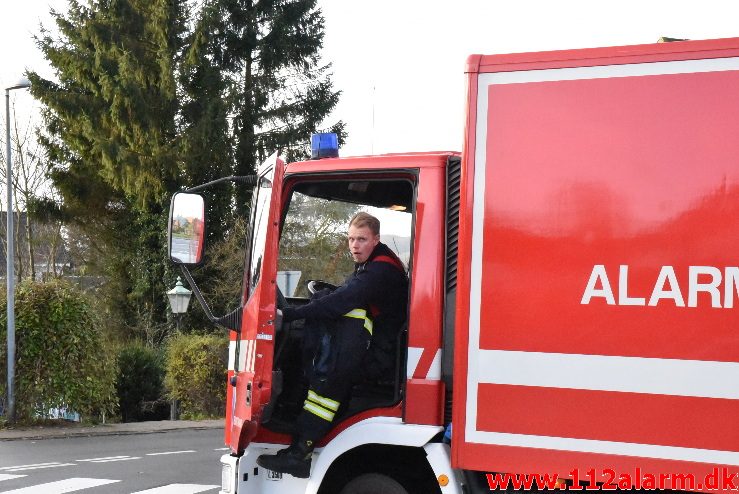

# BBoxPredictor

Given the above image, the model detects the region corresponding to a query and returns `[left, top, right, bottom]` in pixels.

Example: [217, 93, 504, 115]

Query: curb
[0, 419, 225, 441]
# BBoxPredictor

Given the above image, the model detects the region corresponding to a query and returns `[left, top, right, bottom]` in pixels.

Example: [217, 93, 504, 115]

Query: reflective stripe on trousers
[304, 389, 340, 422]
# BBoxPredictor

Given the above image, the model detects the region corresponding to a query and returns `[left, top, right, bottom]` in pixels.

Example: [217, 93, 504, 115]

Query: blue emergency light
[311, 133, 339, 159]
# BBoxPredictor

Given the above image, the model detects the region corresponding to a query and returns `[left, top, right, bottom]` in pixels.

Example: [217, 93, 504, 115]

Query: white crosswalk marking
[0, 477, 119, 493]
[0, 463, 75, 472]
[0, 474, 26, 481]
[130, 484, 219, 494]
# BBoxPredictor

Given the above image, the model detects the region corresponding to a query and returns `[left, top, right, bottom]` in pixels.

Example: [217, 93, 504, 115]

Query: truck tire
[338, 473, 409, 494]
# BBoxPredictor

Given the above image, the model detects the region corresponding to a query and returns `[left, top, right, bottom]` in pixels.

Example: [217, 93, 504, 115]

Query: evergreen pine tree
[28, 0, 345, 337]
[179, 4, 234, 242]
[205, 0, 346, 215]
[30, 0, 187, 340]
[175, 0, 347, 313]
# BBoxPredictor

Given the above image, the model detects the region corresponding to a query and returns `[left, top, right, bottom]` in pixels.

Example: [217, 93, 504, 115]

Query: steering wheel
[307, 280, 338, 295]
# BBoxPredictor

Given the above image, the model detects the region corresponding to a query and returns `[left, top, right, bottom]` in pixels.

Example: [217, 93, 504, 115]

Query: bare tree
[0, 97, 60, 280]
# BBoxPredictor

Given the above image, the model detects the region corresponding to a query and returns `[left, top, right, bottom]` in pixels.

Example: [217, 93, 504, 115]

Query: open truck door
[226, 152, 286, 453]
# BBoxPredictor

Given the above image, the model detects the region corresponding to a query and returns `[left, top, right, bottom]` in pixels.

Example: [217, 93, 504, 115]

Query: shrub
[116, 343, 168, 422]
[164, 333, 227, 418]
[0, 280, 117, 423]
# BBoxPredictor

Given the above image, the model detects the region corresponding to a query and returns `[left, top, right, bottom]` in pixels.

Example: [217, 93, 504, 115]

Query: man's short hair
[349, 212, 380, 236]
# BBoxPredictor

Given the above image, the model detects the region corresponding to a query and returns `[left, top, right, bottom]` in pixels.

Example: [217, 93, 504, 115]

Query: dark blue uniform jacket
[281, 242, 409, 374]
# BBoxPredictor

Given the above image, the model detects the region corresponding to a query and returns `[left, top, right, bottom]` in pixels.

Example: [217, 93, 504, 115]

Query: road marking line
[0, 474, 26, 481]
[0, 477, 119, 493]
[2, 463, 76, 472]
[77, 456, 129, 461]
[0, 463, 62, 470]
[90, 457, 141, 463]
[77, 456, 140, 463]
[146, 450, 196, 456]
[214, 448, 229, 451]
[130, 483, 219, 493]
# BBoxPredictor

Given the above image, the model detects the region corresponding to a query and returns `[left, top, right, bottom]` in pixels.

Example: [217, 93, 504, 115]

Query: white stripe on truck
[228, 340, 255, 373]
[477, 350, 739, 400]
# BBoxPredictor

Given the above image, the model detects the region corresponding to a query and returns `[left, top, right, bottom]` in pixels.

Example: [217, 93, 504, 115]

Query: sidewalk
[0, 418, 225, 441]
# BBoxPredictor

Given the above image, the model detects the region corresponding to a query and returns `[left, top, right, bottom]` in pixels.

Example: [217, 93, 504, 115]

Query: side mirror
[169, 192, 205, 265]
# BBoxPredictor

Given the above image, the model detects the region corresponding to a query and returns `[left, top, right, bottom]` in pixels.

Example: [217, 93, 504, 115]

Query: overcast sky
[3, 0, 739, 157]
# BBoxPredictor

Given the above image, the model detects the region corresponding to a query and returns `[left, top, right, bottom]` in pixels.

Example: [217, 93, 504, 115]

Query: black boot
[256, 439, 314, 478]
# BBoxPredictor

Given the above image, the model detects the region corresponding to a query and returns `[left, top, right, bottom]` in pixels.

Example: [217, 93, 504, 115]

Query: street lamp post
[5, 77, 31, 422]
[166, 276, 192, 420]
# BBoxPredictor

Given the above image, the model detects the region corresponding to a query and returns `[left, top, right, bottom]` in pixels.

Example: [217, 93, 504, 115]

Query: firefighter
[256, 212, 408, 478]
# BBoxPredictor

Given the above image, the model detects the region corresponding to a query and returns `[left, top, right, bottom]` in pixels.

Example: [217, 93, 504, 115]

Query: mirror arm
[214, 307, 243, 334]
[179, 265, 241, 332]
[185, 175, 258, 194]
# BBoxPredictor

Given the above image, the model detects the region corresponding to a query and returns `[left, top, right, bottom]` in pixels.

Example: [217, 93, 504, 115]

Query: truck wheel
[338, 473, 409, 494]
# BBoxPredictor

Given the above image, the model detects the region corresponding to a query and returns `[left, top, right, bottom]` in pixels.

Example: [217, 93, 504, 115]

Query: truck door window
[277, 184, 412, 299]
[245, 176, 272, 301]
[278, 192, 358, 298]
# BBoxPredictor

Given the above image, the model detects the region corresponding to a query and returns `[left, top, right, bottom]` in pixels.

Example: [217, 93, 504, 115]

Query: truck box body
[453, 38, 739, 483]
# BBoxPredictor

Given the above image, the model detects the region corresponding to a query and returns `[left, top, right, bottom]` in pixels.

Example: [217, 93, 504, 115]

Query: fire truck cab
[169, 37, 739, 494]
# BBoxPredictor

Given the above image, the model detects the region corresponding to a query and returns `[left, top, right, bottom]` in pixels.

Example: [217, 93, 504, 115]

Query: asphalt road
[0, 428, 226, 493]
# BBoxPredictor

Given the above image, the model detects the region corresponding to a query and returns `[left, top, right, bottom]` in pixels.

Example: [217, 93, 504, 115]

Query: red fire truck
[169, 37, 739, 493]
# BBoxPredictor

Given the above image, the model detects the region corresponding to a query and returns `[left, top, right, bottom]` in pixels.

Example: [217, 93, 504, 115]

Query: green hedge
[116, 343, 168, 422]
[0, 280, 117, 422]
[164, 333, 227, 419]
